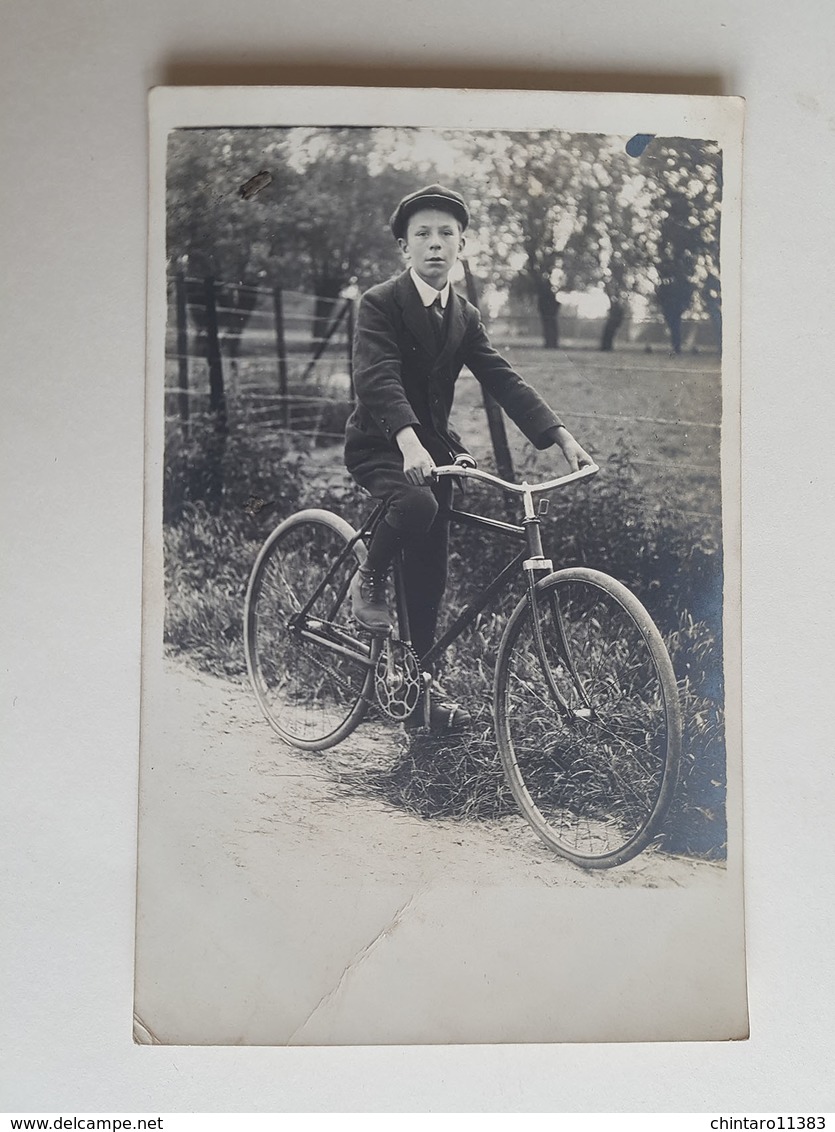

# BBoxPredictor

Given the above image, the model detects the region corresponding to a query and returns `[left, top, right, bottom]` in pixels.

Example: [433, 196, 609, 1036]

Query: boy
[344, 184, 592, 731]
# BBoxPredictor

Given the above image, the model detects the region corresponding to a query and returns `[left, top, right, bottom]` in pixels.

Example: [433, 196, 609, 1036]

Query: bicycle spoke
[496, 572, 680, 867]
[245, 515, 376, 749]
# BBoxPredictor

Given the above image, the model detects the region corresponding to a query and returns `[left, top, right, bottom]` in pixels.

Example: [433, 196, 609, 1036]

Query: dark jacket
[344, 270, 564, 475]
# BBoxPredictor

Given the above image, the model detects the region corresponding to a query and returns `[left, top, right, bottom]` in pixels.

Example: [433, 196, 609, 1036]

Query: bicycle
[243, 455, 682, 869]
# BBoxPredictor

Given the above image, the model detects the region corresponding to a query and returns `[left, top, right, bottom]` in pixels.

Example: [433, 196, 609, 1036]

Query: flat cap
[389, 184, 470, 240]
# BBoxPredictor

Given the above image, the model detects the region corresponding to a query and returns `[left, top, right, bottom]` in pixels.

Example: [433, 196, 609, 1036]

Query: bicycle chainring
[374, 640, 422, 721]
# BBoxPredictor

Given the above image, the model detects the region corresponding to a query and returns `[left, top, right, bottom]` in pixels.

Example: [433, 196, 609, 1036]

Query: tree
[530, 141, 665, 352]
[166, 127, 301, 368]
[166, 127, 429, 350]
[550, 136, 723, 354]
[459, 132, 675, 352]
[166, 127, 296, 280]
[167, 127, 722, 360]
[637, 139, 723, 353]
[461, 132, 607, 348]
[585, 154, 658, 350]
[272, 128, 420, 344]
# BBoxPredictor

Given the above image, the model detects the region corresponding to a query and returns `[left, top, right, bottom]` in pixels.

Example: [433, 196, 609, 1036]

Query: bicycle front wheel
[244, 509, 379, 750]
[494, 568, 681, 868]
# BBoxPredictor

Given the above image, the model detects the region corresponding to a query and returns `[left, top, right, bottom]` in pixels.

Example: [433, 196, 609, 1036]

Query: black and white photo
[136, 86, 747, 1045]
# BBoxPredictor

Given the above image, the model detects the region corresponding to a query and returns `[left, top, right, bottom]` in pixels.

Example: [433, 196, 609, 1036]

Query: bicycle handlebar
[431, 458, 600, 496]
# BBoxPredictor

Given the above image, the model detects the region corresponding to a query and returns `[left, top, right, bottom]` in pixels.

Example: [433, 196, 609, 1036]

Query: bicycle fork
[522, 499, 593, 725]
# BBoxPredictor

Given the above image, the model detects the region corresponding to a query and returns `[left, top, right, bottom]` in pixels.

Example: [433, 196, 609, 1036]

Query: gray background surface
[3, 0, 834, 1112]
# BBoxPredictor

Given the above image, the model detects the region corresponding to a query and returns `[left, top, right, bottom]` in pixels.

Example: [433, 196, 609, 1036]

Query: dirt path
[134, 659, 728, 1046]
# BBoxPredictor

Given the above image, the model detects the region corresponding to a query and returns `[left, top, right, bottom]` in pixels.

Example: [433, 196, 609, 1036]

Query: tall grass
[163, 432, 727, 859]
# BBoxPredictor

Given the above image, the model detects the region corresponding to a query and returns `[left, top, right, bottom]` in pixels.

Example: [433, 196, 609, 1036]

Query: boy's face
[398, 207, 465, 289]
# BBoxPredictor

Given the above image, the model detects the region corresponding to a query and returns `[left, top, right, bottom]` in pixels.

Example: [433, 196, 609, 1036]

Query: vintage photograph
[136, 88, 747, 1045]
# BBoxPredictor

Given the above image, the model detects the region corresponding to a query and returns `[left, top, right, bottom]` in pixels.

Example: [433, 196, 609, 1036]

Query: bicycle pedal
[351, 614, 391, 637]
[421, 672, 433, 728]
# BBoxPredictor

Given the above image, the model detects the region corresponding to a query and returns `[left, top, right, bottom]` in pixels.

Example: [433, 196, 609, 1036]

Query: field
[451, 343, 723, 535]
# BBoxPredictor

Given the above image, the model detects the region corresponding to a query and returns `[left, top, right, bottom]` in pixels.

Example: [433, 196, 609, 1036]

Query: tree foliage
[638, 138, 723, 351]
[166, 127, 293, 282]
[458, 130, 722, 351]
[166, 126, 723, 354]
[458, 132, 609, 347]
[167, 127, 425, 295]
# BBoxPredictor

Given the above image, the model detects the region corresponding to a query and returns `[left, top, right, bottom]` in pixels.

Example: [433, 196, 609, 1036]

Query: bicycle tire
[494, 567, 681, 868]
[244, 509, 380, 750]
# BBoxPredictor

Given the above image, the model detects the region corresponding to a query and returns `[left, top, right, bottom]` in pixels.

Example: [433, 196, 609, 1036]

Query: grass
[452, 344, 723, 540]
[162, 345, 729, 861]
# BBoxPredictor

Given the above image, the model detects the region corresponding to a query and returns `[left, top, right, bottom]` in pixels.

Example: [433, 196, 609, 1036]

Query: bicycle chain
[293, 622, 421, 719]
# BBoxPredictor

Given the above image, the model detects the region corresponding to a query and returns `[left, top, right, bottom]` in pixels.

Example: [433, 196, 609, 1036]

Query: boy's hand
[554, 427, 593, 473]
[396, 427, 436, 485]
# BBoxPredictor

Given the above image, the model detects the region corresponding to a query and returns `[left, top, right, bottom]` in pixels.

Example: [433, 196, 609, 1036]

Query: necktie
[429, 295, 445, 345]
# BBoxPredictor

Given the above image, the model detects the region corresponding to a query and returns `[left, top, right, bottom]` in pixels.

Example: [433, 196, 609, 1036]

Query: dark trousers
[349, 462, 452, 664]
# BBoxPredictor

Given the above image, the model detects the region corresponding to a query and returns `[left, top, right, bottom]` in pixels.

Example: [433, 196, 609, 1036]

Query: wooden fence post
[175, 272, 190, 442]
[345, 297, 355, 404]
[203, 276, 228, 509]
[272, 285, 290, 428]
[300, 298, 351, 383]
[461, 260, 515, 483]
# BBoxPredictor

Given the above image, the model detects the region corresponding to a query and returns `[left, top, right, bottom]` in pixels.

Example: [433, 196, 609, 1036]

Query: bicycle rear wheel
[494, 568, 681, 868]
[244, 509, 379, 750]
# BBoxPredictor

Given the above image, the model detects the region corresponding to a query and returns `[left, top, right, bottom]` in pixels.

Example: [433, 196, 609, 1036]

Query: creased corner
[133, 1011, 161, 1045]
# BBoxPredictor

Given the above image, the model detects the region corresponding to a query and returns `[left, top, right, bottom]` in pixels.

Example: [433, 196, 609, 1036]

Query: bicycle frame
[289, 461, 600, 720]
[421, 464, 599, 715]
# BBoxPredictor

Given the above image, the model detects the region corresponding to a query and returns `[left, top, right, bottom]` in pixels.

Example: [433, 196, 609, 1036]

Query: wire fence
[164, 273, 724, 534]
[166, 276, 720, 443]
[165, 274, 355, 445]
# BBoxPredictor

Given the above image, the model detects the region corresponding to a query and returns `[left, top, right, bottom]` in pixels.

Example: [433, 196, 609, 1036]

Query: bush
[163, 421, 314, 524]
[663, 613, 727, 858]
[442, 441, 723, 641]
[163, 429, 308, 673]
[164, 503, 263, 676]
[163, 430, 369, 676]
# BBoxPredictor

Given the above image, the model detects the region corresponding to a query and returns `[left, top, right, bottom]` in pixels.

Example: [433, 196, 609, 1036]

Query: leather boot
[350, 566, 392, 634]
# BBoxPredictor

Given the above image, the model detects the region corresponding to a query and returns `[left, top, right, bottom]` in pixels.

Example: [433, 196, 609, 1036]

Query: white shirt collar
[409, 268, 450, 309]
